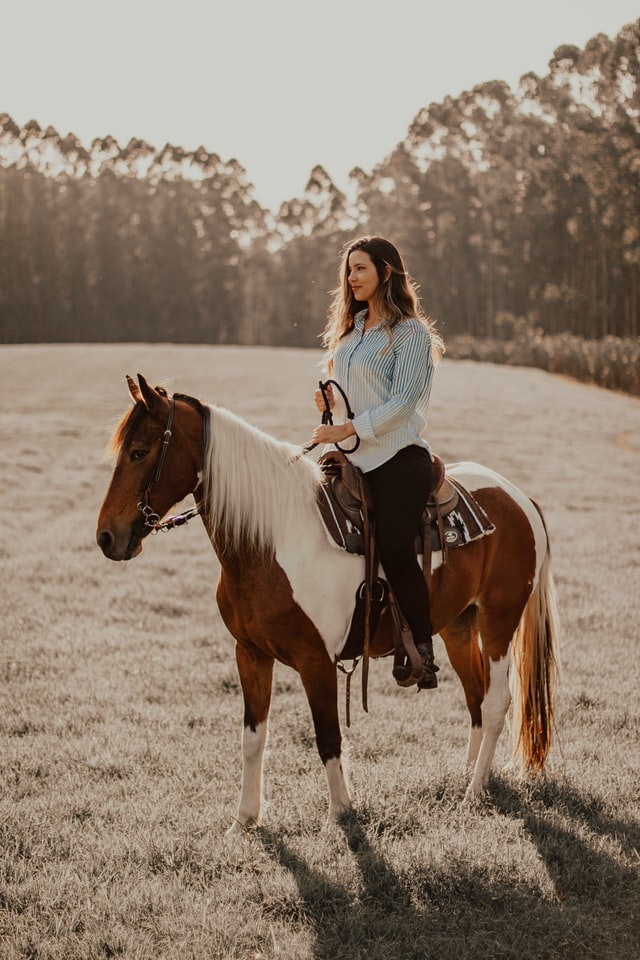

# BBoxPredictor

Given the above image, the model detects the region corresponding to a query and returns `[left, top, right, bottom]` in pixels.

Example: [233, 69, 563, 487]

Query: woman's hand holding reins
[314, 384, 334, 414]
[312, 421, 357, 445]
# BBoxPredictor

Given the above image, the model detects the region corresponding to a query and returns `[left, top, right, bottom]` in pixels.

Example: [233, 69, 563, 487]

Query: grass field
[1, 344, 639, 960]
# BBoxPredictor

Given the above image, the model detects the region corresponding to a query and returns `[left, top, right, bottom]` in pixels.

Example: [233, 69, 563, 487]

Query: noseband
[136, 396, 200, 533]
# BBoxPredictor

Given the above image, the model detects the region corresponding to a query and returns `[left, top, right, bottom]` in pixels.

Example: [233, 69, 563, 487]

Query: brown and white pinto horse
[97, 375, 560, 832]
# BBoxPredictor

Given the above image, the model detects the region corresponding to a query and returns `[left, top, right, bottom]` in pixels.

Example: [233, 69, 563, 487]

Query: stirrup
[393, 643, 439, 689]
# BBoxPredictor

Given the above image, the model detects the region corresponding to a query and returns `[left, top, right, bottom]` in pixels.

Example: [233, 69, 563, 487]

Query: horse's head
[96, 374, 204, 561]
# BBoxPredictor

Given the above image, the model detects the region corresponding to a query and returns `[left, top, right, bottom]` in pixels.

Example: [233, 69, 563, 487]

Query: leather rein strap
[299, 379, 361, 457]
[319, 379, 361, 452]
[357, 467, 375, 715]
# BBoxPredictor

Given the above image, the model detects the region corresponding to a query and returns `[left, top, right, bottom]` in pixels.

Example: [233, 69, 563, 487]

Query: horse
[97, 374, 560, 832]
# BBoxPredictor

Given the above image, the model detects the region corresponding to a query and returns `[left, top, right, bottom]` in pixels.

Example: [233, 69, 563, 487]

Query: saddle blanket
[317, 471, 495, 558]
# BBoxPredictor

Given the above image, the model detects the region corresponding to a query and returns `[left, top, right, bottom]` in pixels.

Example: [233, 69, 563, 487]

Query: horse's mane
[202, 405, 321, 555]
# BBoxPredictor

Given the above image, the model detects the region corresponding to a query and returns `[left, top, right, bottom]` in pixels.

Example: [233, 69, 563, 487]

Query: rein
[298, 379, 361, 458]
[136, 395, 201, 534]
[137, 379, 359, 532]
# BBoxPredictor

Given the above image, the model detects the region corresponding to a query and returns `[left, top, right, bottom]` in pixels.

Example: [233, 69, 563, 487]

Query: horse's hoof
[463, 783, 484, 805]
[328, 802, 352, 823]
[226, 816, 259, 838]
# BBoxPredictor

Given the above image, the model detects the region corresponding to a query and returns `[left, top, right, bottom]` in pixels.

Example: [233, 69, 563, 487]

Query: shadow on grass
[491, 775, 640, 901]
[257, 776, 640, 960]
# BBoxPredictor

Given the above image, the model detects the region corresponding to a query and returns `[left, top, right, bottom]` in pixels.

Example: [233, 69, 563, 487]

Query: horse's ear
[137, 373, 165, 416]
[126, 375, 141, 403]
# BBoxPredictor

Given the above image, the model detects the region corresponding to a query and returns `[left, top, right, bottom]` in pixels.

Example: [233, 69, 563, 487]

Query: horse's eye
[130, 449, 148, 462]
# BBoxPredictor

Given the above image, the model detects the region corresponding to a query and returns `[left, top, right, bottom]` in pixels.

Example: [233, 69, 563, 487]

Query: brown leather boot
[416, 642, 439, 690]
[393, 641, 439, 689]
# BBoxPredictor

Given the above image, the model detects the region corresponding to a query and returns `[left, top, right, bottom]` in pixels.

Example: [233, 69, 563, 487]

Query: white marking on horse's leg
[465, 653, 511, 799]
[466, 724, 483, 766]
[227, 721, 268, 834]
[325, 756, 352, 820]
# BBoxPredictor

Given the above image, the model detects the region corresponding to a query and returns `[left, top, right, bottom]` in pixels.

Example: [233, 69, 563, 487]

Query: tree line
[1, 19, 639, 350]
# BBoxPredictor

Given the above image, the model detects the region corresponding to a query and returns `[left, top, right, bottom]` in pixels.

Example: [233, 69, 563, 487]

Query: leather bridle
[136, 396, 200, 533]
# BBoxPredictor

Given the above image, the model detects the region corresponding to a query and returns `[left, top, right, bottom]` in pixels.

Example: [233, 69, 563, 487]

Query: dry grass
[1, 344, 639, 959]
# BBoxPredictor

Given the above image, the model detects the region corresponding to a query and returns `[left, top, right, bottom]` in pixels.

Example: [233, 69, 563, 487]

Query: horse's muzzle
[96, 525, 143, 561]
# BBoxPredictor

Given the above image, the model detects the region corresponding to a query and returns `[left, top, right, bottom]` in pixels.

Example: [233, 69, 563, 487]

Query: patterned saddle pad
[316, 459, 495, 557]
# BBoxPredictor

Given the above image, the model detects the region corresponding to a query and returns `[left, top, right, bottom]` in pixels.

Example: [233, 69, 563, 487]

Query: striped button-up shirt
[329, 310, 436, 473]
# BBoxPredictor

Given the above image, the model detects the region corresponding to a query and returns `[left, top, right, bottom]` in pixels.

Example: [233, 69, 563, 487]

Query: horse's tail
[510, 504, 560, 773]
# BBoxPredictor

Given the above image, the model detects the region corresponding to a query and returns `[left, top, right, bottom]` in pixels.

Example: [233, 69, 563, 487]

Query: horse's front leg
[298, 655, 351, 821]
[228, 641, 274, 835]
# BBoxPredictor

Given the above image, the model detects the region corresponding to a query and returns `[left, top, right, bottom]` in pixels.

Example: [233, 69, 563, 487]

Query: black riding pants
[366, 445, 434, 646]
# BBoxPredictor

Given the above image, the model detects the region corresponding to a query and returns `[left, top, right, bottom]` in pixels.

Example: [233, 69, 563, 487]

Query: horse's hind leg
[440, 606, 484, 768]
[464, 609, 517, 800]
[228, 641, 274, 834]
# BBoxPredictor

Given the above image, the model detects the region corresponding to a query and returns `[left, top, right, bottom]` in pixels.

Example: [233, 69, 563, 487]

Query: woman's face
[347, 249, 381, 303]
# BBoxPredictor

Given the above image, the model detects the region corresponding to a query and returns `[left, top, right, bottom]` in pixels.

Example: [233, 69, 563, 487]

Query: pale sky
[3, 0, 639, 210]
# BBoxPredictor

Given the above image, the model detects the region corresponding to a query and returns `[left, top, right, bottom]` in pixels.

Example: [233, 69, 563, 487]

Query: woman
[312, 235, 444, 689]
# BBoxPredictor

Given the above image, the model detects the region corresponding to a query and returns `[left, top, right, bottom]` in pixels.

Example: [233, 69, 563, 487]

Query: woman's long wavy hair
[322, 236, 444, 363]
